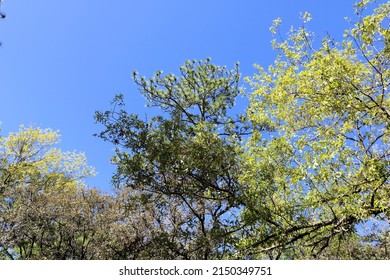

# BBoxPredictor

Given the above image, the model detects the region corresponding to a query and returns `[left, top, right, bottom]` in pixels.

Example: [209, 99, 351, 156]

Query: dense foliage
[95, 59, 250, 259]
[1, 0, 389, 259]
[240, 1, 390, 259]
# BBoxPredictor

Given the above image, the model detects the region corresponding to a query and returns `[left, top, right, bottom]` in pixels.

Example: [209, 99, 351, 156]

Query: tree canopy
[95, 59, 249, 259]
[239, 0, 390, 259]
[2, 0, 390, 260]
[95, 0, 390, 259]
[0, 126, 109, 259]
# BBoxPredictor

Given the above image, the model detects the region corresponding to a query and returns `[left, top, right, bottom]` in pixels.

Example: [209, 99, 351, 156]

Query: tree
[95, 1, 390, 259]
[239, 0, 390, 259]
[0, 126, 115, 259]
[95, 59, 251, 259]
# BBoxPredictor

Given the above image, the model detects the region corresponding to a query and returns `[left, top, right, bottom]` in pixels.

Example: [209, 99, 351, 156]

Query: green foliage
[239, 0, 390, 259]
[2, 0, 390, 260]
[95, 59, 250, 259]
[0, 126, 111, 259]
[94, 1, 390, 259]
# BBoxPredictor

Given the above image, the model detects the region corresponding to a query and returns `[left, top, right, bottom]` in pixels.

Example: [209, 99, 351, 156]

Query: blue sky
[0, 0, 377, 192]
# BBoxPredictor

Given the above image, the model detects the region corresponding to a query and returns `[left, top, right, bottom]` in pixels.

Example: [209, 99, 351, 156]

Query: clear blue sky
[0, 0, 380, 192]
